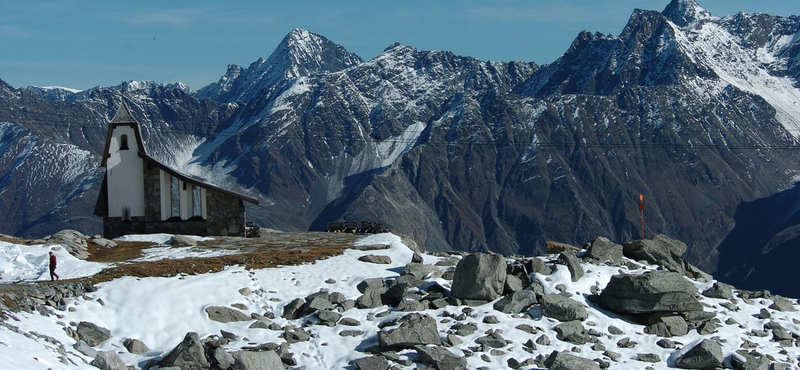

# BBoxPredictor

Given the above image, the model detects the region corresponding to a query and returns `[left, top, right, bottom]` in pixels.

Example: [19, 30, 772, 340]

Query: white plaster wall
[106, 126, 146, 218]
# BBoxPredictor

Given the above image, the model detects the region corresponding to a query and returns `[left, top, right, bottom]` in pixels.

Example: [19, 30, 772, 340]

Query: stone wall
[102, 162, 248, 238]
[206, 191, 246, 236]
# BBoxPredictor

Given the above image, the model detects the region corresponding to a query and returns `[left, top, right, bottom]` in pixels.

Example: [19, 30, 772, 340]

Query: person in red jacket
[48, 251, 59, 281]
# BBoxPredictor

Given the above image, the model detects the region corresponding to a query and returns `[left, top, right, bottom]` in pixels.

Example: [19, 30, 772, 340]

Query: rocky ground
[2, 231, 800, 370]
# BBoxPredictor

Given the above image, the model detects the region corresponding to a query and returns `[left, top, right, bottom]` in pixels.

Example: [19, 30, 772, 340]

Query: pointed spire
[110, 98, 137, 124]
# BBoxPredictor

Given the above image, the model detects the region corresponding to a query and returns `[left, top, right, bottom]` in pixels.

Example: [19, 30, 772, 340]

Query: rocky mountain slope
[1, 232, 800, 369]
[1, 0, 799, 295]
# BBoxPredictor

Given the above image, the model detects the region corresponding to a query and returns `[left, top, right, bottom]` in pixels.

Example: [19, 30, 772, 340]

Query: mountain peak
[662, 0, 712, 28]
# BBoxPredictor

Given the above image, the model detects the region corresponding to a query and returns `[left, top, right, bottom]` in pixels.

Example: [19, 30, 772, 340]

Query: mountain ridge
[0, 1, 799, 296]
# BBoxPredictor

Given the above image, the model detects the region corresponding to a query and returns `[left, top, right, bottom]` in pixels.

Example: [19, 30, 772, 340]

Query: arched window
[120, 134, 129, 150]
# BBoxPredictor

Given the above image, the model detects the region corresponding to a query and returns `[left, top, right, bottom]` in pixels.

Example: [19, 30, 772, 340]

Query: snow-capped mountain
[1, 0, 800, 296]
[194, 28, 364, 104]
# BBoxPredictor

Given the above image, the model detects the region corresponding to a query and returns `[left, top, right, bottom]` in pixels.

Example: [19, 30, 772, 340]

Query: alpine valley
[2, 0, 800, 296]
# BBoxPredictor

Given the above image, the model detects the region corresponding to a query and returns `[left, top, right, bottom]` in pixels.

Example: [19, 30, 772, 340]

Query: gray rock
[527, 257, 552, 275]
[91, 237, 117, 248]
[554, 320, 593, 344]
[357, 287, 388, 309]
[231, 349, 284, 370]
[169, 235, 197, 246]
[211, 347, 235, 369]
[76, 321, 111, 346]
[544, 350, 601, 370]
[357, 278, 386, 293]
[493, 290, 537, 314]
[206, 306, 251, 322]
[316, 309, 342, 326]
[90, 350, 126, 370]
[358, 254, 392, 264]
[49, 229, 90, 260]
[674, 339, 723, 369]
[769, 297, 797, 312]
[73, 340, 98, 358]
[729, 350, 770, 370]
[402, 263, 440, 279]
[541, 294, 588, 322]
[598, 270, 702, 314]
[476, 332, 507, 348]
[302, 296, 334, 314]
[415, 345, 467, 370]
[160, 332, 209, 369]
[450, 253, 507, 301]
[637, 353, 661, 363]
[622, 234, 687, 274]
[702, 282, 734, 300]
[282, 298, 306, 319]
[557, 252, 584, 282]
[647, 314, 689, 337]
[122, 338, 149, 354]
[585, 237, 623, 264]
[503, 274, 524, 294]
[378, 313, 440, 348]
[284, 327, 311, 343]
[354, 355, 390, 370]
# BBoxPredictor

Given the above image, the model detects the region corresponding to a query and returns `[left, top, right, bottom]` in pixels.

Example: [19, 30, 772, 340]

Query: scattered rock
[554, 320, 593, 345]
[231, 349, 284, 370]
[585, 237, 623, 264]
[169, 235, 197, 246]
[544, 350, 601, 370]
[90, 350, 126, 370]
[450, 253, 507, 301]
[622, 234, 687, 274]
[701, 282, 734, 300]
[674, 339, 723, 369]
[378, 313, 440, 349]
[557, 252, 584, 282]
[493, 290, 537, 314]
[546, 241, 580, 254]
[541, 294, 588, 322]
[122, 338, 149, 354]
[598, 270, 701, 314]
[354, 355, 390, 370]
[160, 332, 209, 369]
[205, 306, 251, 322]
[76, 321, 111, 346]
[415, 345, 468, 370]
[358, 254, 392, 264]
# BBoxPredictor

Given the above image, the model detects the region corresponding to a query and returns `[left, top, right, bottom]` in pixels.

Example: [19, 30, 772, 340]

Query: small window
[120, 134, 129, 150]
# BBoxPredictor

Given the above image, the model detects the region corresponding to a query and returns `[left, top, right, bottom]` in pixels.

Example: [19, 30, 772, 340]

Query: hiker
[48, 251, 59, 281]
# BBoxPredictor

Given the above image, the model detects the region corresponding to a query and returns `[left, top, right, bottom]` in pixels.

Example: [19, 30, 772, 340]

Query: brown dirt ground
[82, 237, 352, 285]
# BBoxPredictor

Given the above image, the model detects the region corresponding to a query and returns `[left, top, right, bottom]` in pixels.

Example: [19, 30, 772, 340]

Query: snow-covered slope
[1, 233, 799, 369]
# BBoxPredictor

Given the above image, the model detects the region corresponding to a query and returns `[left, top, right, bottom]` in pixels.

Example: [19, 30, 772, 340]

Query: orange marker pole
[638, 194, 645, 239]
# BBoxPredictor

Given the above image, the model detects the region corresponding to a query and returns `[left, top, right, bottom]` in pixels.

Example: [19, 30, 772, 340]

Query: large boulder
[378, 313, 440, 349]
[231, 350, 284, 370]
[674, 339, 724, 369]
[159, 332, 209, 369]
[49, 229, 90, 260]
[585, 237, 623, 264]
[493, 290, 537, 314]
[76, 321, 111, 346]
[544, 350, 600, 370]
[598, 271, 702, 314]
[622, 234, 687, 274]
[90, 351, 126, 370]
[415, 345, 467, 370]
[557, 252, 584, 282]
[540, 294, 588, 322]
[450, 253, 506, 301]
[206, 306, 251, 322]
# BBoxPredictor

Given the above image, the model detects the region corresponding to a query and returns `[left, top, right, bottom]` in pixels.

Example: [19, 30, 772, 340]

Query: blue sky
[0, 1, 797, 91]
